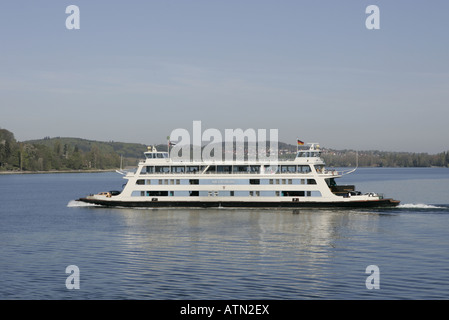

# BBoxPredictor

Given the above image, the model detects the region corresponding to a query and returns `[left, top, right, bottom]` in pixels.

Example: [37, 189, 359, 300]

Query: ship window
[298, 165, 311, 173]
[189, 191, 199, 196]
[230, 191, 234, 196]
[275, 191, 280, 196]
[217, 165, 232, 173]
[176, 179, 180, 185]
[206, 165, 216, 173]
[136, 179, 145, 185]
[249, 179, 260, 185]
[256, 191, 260, 196]
[282, 191, 305, 197]
[171, 166, 185, 173]
[156, 153, 168, 158]
[155, 166, 170, 173]
[233, 165, 249, 173]
[249, 191, 254, 196]
[144, 166, 154, 173]
[186, 166, 199, 173]
[281, 165, 296, 173]
[170, 191, 174, 196]
[307, 179, 317, 185]
[288, 179, 292, 184]
[189, 179, 199, 185]
[282, 179, 286, 184]
[249, 165, 260, 173]
[147, 191, 168, 196]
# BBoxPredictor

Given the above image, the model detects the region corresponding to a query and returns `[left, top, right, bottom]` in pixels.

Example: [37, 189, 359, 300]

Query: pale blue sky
[1, 1, 448, 153]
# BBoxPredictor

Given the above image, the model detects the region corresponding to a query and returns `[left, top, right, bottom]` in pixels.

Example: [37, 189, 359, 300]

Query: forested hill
[1, 128, 449, 172]
[0, 128, 158, 172]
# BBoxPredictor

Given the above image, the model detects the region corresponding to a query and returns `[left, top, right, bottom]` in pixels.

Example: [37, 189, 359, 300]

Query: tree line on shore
[322, 149, 449, 168]
[0, 128, 146, 172]
[1, 128, 448, 172]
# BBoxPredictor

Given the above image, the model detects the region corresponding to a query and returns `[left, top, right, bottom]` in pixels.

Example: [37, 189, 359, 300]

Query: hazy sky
[1, 1, 448, 153]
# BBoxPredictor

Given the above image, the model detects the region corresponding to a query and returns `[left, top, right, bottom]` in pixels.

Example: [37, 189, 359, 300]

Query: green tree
[67, 145, 83, 169]
[54, 140, 62, 157]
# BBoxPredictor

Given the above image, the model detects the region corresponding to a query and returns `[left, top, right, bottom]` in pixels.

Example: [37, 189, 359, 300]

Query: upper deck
[130, 143, 340, 177]
[296, 143, 321, 157]
[144, 146, 169, 160]
[142, 143, 323, 164]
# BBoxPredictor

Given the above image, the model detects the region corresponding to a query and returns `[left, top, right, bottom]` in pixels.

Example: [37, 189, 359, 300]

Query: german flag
[297, 139, 304, 145]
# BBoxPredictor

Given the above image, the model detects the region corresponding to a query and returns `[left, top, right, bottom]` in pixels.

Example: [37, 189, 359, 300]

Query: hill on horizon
[24, 135, 449, 168]
[2, 127, 449, 171]
[25, 136, 150, 159]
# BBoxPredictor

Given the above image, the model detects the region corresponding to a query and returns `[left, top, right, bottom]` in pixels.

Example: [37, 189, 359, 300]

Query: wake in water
[398, 203, 445, 209]
[67, 200, 99, 207]
[396, 203, 449, 213]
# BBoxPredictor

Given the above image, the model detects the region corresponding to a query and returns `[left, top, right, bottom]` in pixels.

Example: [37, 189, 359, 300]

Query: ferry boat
[78, 143, 399, 208]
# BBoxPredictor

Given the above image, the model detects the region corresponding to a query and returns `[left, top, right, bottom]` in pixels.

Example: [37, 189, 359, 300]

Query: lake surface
[1, 168, 449, 300]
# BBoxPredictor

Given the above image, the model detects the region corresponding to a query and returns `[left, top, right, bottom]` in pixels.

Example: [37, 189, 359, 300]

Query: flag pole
[167, 136, 170, 155]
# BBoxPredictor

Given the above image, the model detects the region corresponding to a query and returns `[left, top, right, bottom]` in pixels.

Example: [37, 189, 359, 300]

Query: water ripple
[2, 171, 449, 299]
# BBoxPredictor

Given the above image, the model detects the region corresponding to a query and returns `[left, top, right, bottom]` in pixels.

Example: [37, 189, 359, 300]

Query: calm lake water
[1, 167, 449, 300]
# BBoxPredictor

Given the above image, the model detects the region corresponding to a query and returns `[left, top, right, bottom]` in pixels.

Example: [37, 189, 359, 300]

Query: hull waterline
[78, 197, 400, 208]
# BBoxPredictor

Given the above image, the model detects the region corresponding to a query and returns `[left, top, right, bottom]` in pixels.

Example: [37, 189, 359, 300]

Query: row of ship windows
[136, 178, 317, 185]
[140, 165, 313, 174]
[297, 151, 321, 158]
[131, 190, 322, 197]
